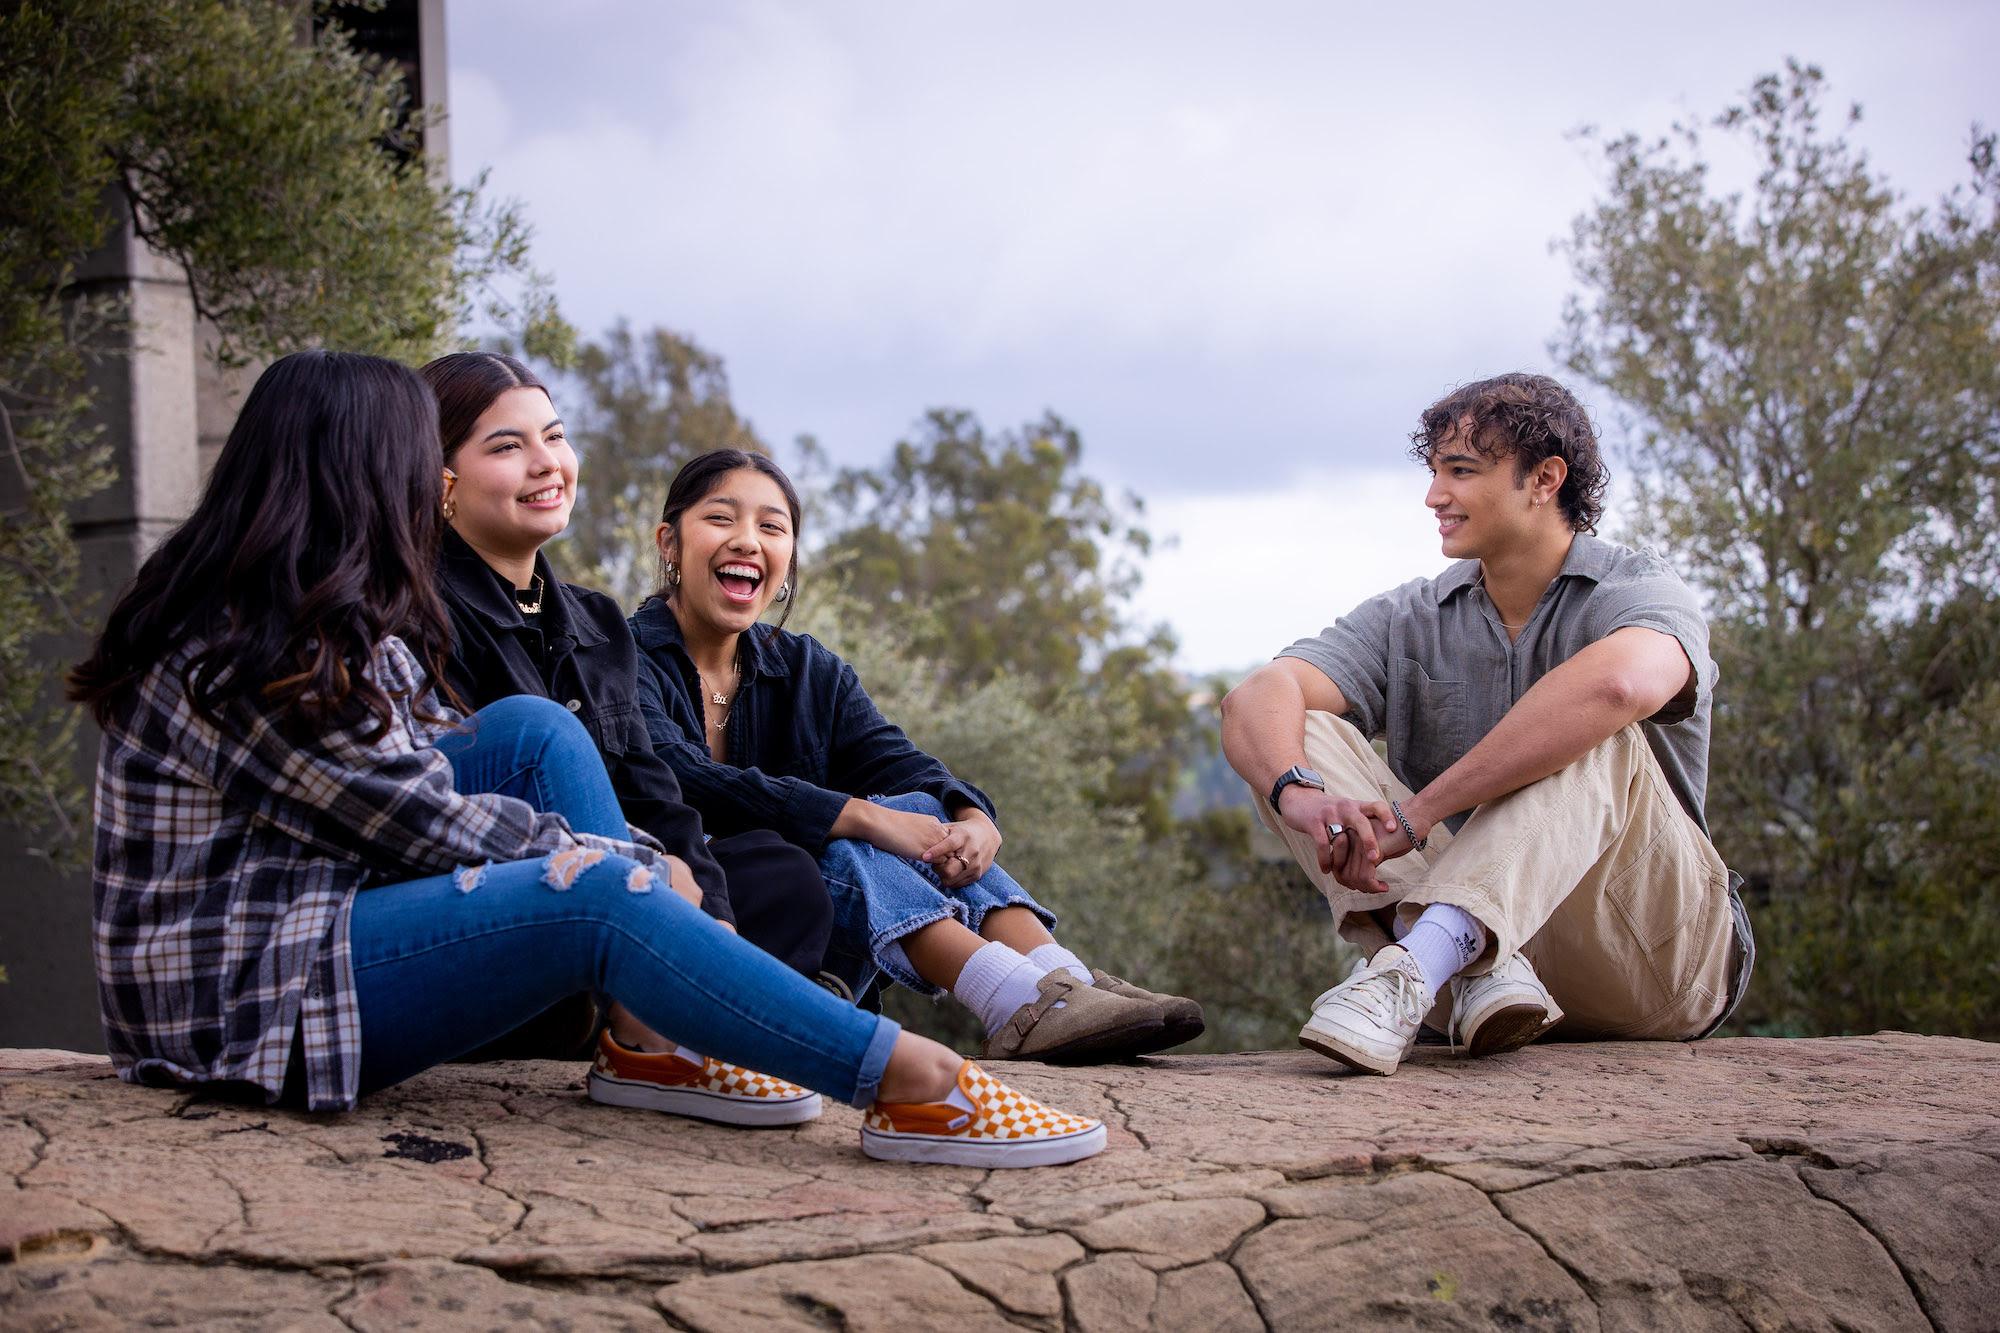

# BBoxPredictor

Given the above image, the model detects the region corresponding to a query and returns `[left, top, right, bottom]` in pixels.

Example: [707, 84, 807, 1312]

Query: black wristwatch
[1268, 765, 1326, 813]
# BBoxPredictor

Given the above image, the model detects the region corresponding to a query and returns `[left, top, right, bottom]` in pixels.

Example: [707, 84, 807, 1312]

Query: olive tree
[1557, 62, 2000, 1035]
[0, 0, 567, 863]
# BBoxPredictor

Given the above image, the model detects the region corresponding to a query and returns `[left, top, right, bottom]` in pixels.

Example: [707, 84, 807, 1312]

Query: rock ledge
[4, 1035, 1997, 1329]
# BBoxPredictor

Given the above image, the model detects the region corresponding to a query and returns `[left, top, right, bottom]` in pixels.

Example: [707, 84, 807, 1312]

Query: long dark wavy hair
[69, 349, 459, 737]
[655, 448, 804, 631]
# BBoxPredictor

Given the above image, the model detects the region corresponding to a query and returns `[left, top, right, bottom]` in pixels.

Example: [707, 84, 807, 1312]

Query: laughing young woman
[631, 450, 1205, 1063]
[68, 349, 1104, 1168]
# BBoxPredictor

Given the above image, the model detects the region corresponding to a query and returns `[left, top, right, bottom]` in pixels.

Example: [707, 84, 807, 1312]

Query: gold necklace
[696, 656, 741, 731]
[512, 574, 546, 616]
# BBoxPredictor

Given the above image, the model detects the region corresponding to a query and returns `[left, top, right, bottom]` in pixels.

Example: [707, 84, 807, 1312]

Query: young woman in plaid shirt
[67, 350, 1103, 1168]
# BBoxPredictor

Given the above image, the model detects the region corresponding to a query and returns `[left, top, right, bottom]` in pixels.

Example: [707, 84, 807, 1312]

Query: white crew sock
[1398, 904, 1489, 994]
[1027, 941, 1094, 987]
[952, 941, 1051, 1037]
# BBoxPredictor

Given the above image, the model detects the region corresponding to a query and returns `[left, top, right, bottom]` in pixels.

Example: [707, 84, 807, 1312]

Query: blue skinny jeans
[819, 791, 1057, 998]
[349, 696, 900, 1105]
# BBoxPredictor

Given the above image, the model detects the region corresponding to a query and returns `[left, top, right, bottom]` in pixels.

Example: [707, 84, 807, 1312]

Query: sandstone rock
[340, 1258, 665, 1330]
[656, 1253, 1015, 1330]
[1071, 1195, 1266, 1265]
[0, 1051, 113, 1076]
[1061, 1254, 1262, 1332]
[1238, 1171, 1595, 1328]
[4, 1257, 347, 1331]
[2, 1036, 1995, 1330]
[2, 1183, 111, 1261]
[1497, 1159, 1927, 1329]
[916, 1232, 1085, 1320]
[1798, 1145, 2000, 1331]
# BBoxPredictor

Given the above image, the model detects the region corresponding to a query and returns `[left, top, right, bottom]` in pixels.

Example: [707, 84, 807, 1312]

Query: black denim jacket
[435, 531, 730, 919]
[628, 596, 995, 855]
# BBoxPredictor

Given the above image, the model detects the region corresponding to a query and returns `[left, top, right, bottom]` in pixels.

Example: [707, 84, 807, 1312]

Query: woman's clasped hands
[869, 803, 1001, 889]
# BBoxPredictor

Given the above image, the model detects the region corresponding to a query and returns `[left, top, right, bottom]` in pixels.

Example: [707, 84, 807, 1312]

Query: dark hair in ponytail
[69, 349, 458, 736]
[418, 350, 551, 459]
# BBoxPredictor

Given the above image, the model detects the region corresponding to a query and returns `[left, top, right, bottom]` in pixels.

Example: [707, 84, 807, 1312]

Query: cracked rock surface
[4, 1035, 1996, 1330]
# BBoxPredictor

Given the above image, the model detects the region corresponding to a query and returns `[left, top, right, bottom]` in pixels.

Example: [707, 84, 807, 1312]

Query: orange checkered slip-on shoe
[861, 1060, 1106, 1167]
[587, 1030, 822, 1127]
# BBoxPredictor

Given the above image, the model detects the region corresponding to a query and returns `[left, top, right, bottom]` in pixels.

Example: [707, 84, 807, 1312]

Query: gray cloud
[448, 2, 1994, 500]
[444, 3, 1997, 665]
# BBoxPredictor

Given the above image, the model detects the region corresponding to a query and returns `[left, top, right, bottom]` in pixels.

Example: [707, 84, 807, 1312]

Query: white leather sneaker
[1298, 945, 1431, 1076]
[1450, 951, 1564, 1057]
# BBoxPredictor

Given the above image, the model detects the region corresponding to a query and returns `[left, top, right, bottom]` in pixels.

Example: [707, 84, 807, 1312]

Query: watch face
[1270, 766, 1325, 810]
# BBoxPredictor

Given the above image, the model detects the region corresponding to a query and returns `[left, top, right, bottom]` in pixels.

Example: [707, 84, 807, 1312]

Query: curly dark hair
[1408, 373, 1607, 532]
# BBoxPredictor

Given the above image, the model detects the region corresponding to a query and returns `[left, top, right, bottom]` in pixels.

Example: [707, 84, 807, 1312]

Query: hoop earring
[441, 497, 457, 520]
[775, 580, 791, 603]
[663, 560, 681, 590]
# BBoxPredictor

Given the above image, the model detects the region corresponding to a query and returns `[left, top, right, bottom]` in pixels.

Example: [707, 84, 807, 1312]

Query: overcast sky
[445, 2, 1998, 674]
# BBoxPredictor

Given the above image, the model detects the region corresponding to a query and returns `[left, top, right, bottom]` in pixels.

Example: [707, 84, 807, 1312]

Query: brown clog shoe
[980, 972, 1164, 1064]
[1090, 969, 1206, 1053]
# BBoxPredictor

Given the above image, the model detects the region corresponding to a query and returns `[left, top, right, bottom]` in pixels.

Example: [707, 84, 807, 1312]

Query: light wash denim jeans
[430, 694, 631, 837]
[819, 791, 1057, 998]
[348, 696, 900, 1105]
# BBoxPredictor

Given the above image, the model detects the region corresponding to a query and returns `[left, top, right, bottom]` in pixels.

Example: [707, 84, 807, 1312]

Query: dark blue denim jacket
[629, 596, 995, 855]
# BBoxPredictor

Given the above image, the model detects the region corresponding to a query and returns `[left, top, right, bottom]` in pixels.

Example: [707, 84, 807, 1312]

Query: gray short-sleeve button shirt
[1279, 535, 1717, 834]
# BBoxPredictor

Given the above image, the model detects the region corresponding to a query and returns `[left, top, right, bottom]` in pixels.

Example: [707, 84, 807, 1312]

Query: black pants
[710, 829, 836, 975]
[461, 828, 835, 1061]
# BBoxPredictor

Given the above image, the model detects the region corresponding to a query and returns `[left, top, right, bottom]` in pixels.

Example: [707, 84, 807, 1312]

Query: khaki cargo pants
[1253, 711, 1736, 1040]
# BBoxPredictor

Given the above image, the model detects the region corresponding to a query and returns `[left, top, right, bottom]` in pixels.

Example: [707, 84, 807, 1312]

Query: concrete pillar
[419, 0, 450, 183]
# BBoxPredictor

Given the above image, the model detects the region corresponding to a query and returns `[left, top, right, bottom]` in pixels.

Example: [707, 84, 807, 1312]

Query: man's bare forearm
[1219, 668, 1310, 791]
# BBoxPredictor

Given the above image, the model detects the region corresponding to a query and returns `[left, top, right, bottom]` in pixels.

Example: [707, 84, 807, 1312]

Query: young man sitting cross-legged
[1220, 372, 1753, 1075]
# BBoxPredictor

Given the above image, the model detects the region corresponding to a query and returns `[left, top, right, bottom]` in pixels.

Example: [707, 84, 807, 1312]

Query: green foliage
[553, 322, 768, 607]
[0, 0, 567, 863]
[823, 411, 1190, 827]
[1766, 681, 2000, 1036]
[1558, 61, 2000, 1037]
[825, 411, 1149, 686]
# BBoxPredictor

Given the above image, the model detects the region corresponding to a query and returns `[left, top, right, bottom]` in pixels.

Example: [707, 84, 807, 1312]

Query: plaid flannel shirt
[91, 635, 667, 1111]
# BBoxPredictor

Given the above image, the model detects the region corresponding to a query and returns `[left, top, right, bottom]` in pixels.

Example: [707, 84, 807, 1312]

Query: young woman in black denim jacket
[421, 355, 840, 1095]
[632, 450, 1204, 1064]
